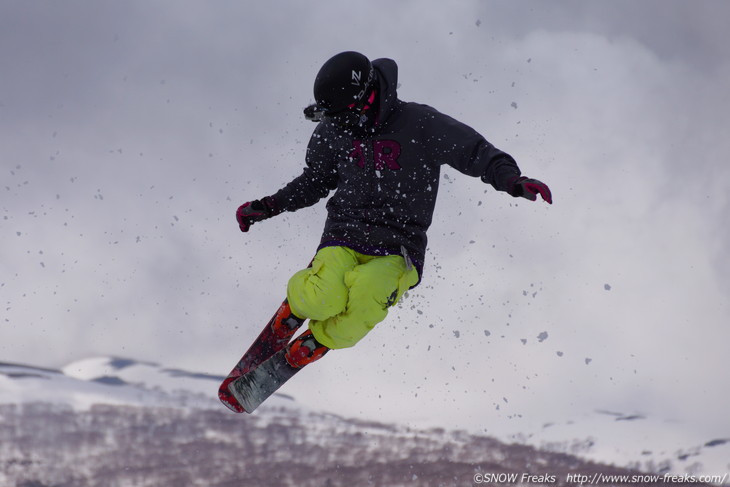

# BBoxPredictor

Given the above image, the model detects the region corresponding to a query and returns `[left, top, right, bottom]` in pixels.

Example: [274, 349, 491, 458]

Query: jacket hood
[372, 58, 399, 126]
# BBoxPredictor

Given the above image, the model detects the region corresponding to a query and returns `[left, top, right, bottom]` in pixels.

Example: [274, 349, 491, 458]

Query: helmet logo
[351, 70, 362, 86]
[352, 66, 374, 102]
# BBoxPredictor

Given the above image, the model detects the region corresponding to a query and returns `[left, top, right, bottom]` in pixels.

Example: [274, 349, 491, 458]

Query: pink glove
[509, 176, 552, 204]
[236, 196, 279, 232]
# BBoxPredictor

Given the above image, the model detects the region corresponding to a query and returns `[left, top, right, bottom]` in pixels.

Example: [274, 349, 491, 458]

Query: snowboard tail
[218, 299, 304, 413]
[226, 329, 329, 413]
[227, 349, 301, 413]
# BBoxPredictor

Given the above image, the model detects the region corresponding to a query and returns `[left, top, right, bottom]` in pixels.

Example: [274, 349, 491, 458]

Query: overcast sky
[2, 0, 729, 470]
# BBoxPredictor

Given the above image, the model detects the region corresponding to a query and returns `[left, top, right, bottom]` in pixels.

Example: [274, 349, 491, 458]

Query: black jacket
[273, 58, 521, 281]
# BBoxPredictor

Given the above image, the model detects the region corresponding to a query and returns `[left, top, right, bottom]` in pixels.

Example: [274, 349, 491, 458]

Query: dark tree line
[0, 403, 696, 487]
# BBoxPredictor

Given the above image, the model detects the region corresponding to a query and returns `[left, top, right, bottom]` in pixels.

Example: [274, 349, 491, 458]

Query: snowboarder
[222, 51, 551, 412]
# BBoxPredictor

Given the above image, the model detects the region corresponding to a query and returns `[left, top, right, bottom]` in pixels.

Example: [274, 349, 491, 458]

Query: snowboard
[226, 348, 302, 413]
[218, 299, 304, 413]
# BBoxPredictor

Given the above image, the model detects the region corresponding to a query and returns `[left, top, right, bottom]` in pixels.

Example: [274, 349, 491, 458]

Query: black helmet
[313, 51, 375, 114]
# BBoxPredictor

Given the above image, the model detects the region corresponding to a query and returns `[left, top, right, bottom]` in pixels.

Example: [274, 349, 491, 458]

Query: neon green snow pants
[287, 246, 419, 349]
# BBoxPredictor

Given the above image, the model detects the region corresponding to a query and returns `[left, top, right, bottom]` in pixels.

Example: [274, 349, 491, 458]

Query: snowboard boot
[271, 301, 306, 341]
[284, 329, 329, 368]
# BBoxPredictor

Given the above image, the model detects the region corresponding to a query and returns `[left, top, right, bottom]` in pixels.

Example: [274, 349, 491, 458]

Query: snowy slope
[61, 356, 225, 403]
[0, 356, 298, 412]
[1, 356, 727, 481]
[0, 360, 155, 410]
[514, 409, 730, 479]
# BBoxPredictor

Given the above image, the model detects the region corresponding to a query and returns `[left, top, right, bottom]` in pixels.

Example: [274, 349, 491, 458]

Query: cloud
[1, 1, 728, 469]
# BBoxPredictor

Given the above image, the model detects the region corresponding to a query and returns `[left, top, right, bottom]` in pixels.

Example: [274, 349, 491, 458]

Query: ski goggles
[324, 89, 377, 128]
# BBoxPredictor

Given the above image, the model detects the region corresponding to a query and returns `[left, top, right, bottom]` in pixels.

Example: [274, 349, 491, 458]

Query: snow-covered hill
[0, 356, 303, 412]
[1, 357, 727, 486]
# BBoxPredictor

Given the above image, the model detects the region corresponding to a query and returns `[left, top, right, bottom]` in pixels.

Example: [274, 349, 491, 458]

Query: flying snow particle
[537, 331, 548, 342]
[511, 101, 518, 109]
[705, 439, 730, 447]
[453, 330, 460, 338]
[604, 283, 612, 291]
